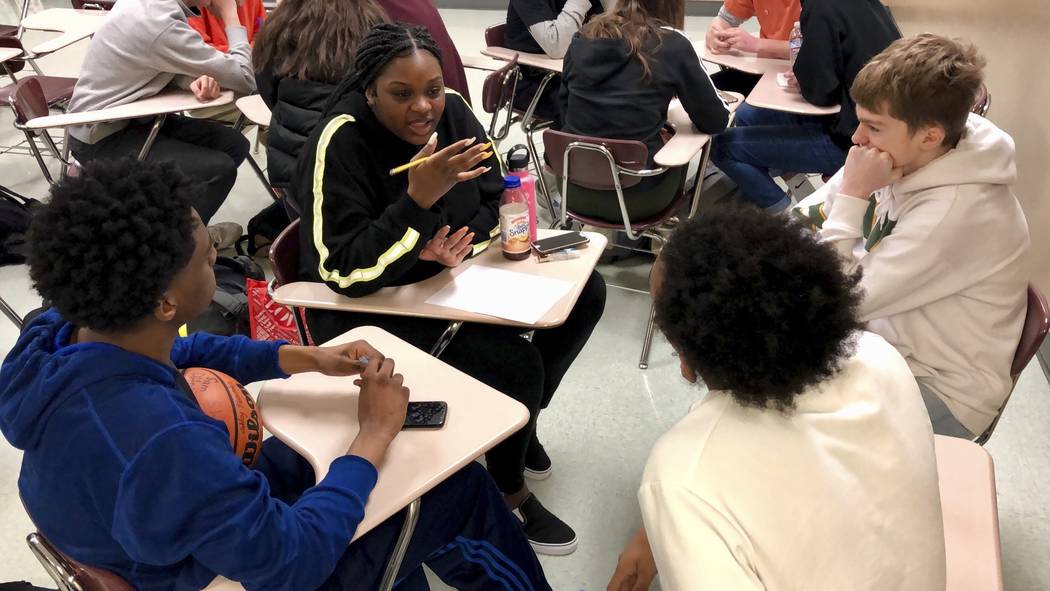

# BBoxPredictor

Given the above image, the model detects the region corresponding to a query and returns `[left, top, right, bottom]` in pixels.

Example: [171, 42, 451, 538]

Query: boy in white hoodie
[794, 34, 1030, 439]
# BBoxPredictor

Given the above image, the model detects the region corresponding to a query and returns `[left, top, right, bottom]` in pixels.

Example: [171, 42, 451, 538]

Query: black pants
[70, 115, 249, 224]
[307, 271, 606, 494]
[710, 68, 762, 96]
[255, 439, 552, 590]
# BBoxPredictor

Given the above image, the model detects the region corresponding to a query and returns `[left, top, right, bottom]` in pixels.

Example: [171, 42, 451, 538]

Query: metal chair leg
[24, 132, 53, 184]
[639, 303, 656, 370]
[26, 533, 82, 591]
[136, 114, 166, 161]
[0, 295, 23, 330]
[246, 153, 280, 201]
[378, 497, 421, 591]
[429, 321, 463, 358]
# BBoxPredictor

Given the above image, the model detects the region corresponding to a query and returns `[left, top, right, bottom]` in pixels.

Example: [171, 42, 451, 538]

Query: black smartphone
[402, 401, 448, 430]
[532, 232, 589, 256]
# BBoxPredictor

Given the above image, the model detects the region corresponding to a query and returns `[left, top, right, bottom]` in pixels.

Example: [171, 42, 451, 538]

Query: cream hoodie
[640, 332, 945, 590]
[795, 114, 1030, 435]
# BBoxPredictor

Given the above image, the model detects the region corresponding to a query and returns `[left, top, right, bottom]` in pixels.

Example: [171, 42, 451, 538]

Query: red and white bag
[247, 278, 306, 345]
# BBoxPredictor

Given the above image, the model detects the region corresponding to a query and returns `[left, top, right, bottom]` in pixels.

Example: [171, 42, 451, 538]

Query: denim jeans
[711, 104, 848, 211]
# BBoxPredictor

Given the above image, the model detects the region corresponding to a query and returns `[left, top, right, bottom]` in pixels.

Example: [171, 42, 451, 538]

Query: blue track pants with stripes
[257, 438, 552, 590]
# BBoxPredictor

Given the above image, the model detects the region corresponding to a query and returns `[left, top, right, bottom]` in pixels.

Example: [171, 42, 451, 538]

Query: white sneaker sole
[529, 537, 578, 557]
[524, 466, 552, 481]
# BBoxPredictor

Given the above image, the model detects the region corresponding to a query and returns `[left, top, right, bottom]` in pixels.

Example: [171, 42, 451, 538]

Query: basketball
[181, 368, 263, 467]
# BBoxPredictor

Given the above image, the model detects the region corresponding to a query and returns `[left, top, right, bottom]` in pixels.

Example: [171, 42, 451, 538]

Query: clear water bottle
[789, 21, 802, 65]
[500, 175, 531, 261]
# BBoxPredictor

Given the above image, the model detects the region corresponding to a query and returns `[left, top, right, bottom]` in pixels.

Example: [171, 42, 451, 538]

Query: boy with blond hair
[795, 34, 1030, 439]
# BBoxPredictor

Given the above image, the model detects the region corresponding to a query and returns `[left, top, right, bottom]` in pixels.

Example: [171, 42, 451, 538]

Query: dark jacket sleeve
[306, 118, 443, 298]
[793, 0, 843, 108]
[670, 32, 730, 134]
[450, 94, 504, 255]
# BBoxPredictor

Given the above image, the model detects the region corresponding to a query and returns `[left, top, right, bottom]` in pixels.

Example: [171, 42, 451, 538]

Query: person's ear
[365, 86, 377, 108]
[153, 292, 178, 324]
[917, 123, 946, 152]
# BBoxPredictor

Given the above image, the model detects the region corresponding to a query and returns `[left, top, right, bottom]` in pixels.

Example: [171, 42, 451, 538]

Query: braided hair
[323, 22, 444, 115]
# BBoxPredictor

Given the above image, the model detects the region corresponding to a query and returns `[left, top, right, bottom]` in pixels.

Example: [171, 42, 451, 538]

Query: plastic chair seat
[0, 75, 76, 107]
[27, 531, 135, 591]
[0, 24, 18, 37]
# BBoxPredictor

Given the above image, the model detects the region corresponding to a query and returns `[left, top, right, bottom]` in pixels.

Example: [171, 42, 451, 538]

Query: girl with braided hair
[296, 23, 606, 556]
[253, 0, 472, 198]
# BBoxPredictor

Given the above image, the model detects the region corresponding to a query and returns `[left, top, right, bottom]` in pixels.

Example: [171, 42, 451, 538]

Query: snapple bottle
[500, 175, 531, 261]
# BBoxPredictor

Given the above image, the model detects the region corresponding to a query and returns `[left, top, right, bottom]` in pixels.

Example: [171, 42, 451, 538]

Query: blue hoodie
[0, 311, 380, 590]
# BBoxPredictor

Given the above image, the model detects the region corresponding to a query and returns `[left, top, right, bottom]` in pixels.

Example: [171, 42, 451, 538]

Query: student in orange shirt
[186, 0, 267, 123]
[188, 0, 266, 53]
[704, 0, 800, 93]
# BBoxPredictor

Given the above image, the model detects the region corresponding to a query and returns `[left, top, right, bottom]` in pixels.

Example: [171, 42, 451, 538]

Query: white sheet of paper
[425, 265, 575, 324]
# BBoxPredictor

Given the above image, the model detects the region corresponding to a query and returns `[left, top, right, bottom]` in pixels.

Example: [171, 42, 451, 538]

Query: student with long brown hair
[556, 0, 729, 221]
[253, 0, 387, 199]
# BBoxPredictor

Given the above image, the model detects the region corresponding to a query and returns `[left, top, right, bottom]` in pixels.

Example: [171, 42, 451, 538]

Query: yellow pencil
[388, 142, 493, 176]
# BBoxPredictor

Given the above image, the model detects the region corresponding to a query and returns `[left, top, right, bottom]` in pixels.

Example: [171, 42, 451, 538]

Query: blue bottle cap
[503, 175, 522, 189]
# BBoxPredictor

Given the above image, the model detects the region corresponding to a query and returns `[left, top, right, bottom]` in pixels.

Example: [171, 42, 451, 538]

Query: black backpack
[236, 200, 292, 257]
[186, 255, 266, 336]
[0, 187, 40, 267]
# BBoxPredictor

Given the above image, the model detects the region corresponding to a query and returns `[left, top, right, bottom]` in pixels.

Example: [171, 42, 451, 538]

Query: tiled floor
[0, 5, 1048, 590]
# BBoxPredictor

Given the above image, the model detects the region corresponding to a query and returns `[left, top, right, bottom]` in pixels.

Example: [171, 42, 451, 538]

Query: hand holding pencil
[404, 132, 494, 210]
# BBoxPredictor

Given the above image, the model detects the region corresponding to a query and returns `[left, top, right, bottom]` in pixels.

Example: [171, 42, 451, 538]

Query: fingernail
[429, 132, 438, 143]
[481, 151, 492, 159]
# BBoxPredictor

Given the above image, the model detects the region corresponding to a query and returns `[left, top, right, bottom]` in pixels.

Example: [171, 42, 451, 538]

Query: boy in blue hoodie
[0, 158, 550, 591]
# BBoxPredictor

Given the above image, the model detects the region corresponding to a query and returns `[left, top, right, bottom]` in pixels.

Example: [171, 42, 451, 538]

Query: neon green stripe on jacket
[445, 88, 506, 176]
[311, 115, 421, 289]
[471, 225, 502, 256]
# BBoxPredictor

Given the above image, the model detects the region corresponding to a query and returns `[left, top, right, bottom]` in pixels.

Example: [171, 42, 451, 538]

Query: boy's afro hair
[27, 158, 199, 332]
[654, 205, 864, 409]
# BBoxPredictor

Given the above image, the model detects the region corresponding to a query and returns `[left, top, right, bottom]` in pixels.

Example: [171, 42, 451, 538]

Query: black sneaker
[524, 439, 552, 481]
[514, 494, 578, 556]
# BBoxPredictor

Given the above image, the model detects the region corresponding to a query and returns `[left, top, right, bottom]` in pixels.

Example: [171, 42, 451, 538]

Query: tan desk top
[460, 54, 505, 72]
[274, 229, 606, 329]
[235, 94, 271, 128]
[259, 325, 529, 539]
[481, 46, 562, 73]
[656, 92, 744, 168]
[0, 47, 20, 63]
[204, 326, 528, 591]
[22, 8, 108, 55]
[25, 90, 234, 129]
[745, 69, 840, 116]
[20, 7, 107, 31]
[935, 435, 1003, 591]
[698, 45, 791, 76]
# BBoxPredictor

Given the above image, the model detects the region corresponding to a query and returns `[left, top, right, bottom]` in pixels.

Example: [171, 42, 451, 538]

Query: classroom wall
[885, 0, 1050, 293]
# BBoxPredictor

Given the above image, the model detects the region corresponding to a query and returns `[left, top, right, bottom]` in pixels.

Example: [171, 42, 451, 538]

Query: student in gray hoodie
[66, 0, 256, 231]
